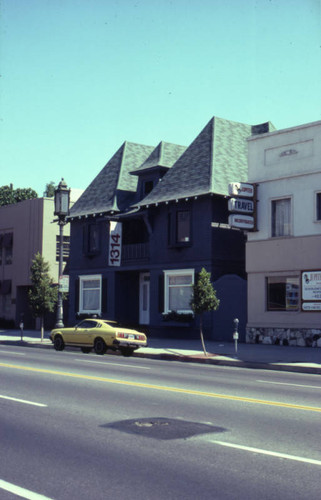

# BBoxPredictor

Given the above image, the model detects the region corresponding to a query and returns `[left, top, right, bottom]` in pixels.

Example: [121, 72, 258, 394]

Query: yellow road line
[1, 362, 321, 412]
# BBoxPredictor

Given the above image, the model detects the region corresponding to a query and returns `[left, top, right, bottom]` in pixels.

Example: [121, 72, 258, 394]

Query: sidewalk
[1, 329, 321, 374]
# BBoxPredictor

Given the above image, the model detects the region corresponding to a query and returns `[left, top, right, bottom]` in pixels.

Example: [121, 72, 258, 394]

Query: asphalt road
[0, 345, 321, 500]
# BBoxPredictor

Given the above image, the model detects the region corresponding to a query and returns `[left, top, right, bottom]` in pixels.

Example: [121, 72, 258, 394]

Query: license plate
[129, 334, 135, 340]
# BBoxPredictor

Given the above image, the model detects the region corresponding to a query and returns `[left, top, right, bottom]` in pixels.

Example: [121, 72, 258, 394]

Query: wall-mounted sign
[228, 214, 255, 230]
[59, 275, 69, 292]
[228, 198, 254, 213]
[302, 271, 321, 301]
[302, 302, 321, 311]
[108, 221, 122, 266]
[228, 182, 254, 198]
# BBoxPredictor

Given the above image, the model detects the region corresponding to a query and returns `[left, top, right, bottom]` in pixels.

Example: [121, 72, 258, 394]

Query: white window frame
[79, 274, 102, 315]
[163, 269, 194, 314]
[315, 191, 321, 222]
[271, 196, 292, 237]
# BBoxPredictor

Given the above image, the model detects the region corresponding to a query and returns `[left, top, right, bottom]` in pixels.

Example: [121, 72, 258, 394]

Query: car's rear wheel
[94, 338, 107, 355]
[81, 347, 92, 354]
[54, 335, 65, 351]
[120, 347, 134, 357]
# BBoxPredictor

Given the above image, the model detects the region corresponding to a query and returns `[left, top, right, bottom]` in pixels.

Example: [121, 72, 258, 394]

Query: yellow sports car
[50, 318, 147, 357]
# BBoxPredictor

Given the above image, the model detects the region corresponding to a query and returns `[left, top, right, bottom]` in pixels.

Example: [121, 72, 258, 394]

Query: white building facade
[246, 120, 321, 346]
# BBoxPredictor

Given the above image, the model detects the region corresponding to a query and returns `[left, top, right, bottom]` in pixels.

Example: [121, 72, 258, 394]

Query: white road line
[257, 380, 321, 389]
[0, 479, 53, 499]
[211, 441, 321, 466]
[74, 358, 151, 369]
[0, 350, 25, 355]
[0, 395, 47, 407]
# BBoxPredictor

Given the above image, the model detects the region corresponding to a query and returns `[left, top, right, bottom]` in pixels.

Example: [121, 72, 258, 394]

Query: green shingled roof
[136, 117, 252, 206]
[131, 141, 187, 175]
[69, 141, 154, 218]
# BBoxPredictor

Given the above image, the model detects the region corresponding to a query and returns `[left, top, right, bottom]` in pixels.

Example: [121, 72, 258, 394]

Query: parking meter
[233, 318, 239, 356]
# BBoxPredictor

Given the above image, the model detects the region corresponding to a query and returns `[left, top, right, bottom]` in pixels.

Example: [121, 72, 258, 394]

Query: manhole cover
[102, 417, 226, 440]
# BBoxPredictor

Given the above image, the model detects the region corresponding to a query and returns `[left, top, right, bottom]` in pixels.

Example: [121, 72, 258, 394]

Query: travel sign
[228, 198, 254, 213]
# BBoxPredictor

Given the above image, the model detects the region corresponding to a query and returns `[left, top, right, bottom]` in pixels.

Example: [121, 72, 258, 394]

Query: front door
[139, 273, 150, 325]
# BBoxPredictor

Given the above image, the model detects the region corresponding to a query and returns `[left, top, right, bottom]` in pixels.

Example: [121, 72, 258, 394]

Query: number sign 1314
[109, 222, 122, 266]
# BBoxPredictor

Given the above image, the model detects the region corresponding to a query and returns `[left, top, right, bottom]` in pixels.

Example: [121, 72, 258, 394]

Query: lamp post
[54, 178, 70, 328]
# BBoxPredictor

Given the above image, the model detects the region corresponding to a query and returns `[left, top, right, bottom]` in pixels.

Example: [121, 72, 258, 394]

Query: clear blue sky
[1, 0, 320, 196]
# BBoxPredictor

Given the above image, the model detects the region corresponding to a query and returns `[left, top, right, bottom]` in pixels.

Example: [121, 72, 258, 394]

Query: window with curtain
[79, 275, 102, 314]
[271, 198, 291, 237]
[163, 269, 194, 313]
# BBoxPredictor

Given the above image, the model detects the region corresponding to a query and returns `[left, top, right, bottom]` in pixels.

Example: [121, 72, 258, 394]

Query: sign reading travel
[228, 198, 254, 214]
[228, 182, 254, 198]
[228, 214, 255, 230]
[108, 221, 122, 266]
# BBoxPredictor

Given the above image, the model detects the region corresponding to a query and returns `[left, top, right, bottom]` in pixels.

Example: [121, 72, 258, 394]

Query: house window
[79, 275, 102, 314]
[316, 192, 321, 221]
[271, 198, 291, 237]
[176, 211, 191, 243]
[0, 280, 12, 315]
[168, 209, 192, 246]
[3, 233, 13, 265]
[83, 223, 100, 255]
[267, 276, 299, 311]
[56, 236, 70, 262]
[163, 269, 194, 313]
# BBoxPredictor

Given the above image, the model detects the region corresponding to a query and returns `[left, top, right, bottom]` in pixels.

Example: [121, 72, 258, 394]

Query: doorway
[139, 273, 150, 325]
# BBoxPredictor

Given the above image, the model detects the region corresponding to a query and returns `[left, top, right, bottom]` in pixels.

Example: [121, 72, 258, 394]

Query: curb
[1, 339, 321, 375]
[134, 351, 321, 375]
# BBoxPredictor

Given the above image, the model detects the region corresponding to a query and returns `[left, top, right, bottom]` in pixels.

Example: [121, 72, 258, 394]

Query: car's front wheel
[94, 338, 107, 355]
[54, 335, 65, 351]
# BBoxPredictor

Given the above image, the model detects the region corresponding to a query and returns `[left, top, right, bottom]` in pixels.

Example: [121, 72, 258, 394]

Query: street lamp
[54, 178, 70, 328]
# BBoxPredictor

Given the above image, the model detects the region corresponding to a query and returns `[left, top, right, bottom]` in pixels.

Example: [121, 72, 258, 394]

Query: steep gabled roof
[136, 117, 252, 206]
[69, 141, 154, 218]
[131, 141, 187, 175]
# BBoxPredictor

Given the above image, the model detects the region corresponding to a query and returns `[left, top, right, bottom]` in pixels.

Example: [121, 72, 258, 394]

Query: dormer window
[143, 180, 154, 196]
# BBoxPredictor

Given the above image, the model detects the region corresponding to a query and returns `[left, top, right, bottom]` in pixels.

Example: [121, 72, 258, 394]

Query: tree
[44, 181, 56, 197]
[28, 253, 57, 341]
[0, 184, 38, 206]
[190, 268, 220, 356]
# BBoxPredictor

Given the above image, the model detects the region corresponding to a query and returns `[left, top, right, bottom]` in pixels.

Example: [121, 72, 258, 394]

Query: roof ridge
[210, 117, 216, 193]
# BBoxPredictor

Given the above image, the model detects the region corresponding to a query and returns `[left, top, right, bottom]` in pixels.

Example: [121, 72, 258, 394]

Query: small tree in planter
[28, 253, 57, 341]
[190, 268, 220, 356]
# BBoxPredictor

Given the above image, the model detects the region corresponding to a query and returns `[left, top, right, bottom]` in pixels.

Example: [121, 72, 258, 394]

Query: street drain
[102, 417, 226, 440]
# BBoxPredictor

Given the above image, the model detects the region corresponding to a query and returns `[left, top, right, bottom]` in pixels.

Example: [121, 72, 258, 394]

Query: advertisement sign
[228, 214, 254, 230]
[108, 221, 122, 266]
[228, 182, 254, 198]
[302, 271, 321, 301]
[302, 302, 321, 311]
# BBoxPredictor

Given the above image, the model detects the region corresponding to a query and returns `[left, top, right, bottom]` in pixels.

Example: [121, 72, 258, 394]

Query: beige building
[0, 192, 81, 328]
[246, 120, 321, 346]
